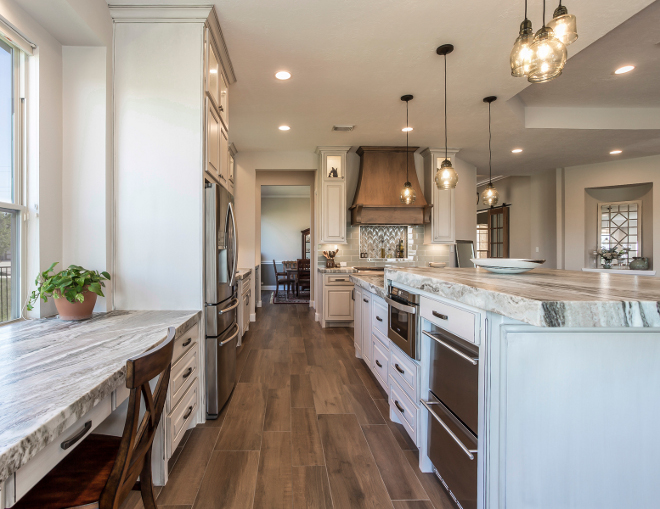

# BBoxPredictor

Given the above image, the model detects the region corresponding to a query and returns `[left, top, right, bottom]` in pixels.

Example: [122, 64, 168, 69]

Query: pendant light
[510, 0, 534, 77]
[435, 44, 458, 190]
[547, 0, 578, 46]
[400, 95, 416, 205]
[528, 0, 567, 83]
[481, 96, 500, 207]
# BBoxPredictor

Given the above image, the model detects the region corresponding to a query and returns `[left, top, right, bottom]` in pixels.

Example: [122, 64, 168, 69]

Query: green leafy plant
[27, 263, 111, 311]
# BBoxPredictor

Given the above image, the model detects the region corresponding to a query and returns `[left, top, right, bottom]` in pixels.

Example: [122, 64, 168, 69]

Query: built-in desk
[0, 310, 202, 508]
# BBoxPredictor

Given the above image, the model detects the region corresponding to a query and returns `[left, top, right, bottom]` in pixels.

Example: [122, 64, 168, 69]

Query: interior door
[487, 206, 510, 258]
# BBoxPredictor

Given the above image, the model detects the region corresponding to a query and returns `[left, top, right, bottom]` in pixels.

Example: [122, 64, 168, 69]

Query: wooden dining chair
[14, 327, 177, 509]
[296, 258, 311, 296]
[273, 260, 292, 296]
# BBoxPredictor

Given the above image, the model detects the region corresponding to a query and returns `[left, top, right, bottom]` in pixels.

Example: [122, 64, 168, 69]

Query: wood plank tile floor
[121, 292, 454, 509]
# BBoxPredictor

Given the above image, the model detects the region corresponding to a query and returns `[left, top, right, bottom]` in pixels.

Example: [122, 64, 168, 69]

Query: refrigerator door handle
[218, 298, 239, 315]
[219, 323, 240, 346]
[227, 201, 238, 288]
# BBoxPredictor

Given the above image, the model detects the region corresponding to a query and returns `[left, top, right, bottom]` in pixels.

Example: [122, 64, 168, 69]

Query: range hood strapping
[350, 146, 431, 225]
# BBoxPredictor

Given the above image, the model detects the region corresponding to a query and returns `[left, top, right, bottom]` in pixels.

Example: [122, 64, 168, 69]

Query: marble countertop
[318, 267, 356, 274]
[386, 267, 660, 328]
[0, 310, 201, 483]
[350, 274, 387, 300]
[236, 268, 252, 280]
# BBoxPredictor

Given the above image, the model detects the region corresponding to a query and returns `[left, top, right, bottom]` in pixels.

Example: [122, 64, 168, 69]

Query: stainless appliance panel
[426, 328, 479, 434]
[425, 392, 478, 509]
[205, 323, 239, 418]
[386, 286, 420, 360]
[205, 183, 234, 305]
[205, 293, 238, 338]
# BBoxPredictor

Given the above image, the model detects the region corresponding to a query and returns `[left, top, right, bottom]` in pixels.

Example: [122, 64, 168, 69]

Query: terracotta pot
[54, 290, 97, 320]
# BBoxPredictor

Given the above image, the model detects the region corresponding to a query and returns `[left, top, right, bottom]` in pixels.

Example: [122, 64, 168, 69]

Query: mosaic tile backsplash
[359, 226, 408, 259]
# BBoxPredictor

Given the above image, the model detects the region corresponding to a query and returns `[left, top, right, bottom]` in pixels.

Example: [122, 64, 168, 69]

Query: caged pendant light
[400, 95, 416, 205]
[510, 0, 534, 77]
[547, 0, 578, 46]
[481, 97, 500, 207]
[435, 44, 459, 190]
[528, 0, 567, 83]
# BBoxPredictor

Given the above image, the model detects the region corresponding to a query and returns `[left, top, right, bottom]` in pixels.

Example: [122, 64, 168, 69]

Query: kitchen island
[354, 267, 660, 509]
[0, 310, 202, 508]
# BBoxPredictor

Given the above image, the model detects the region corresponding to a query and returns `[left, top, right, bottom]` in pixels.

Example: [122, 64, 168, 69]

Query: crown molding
[315, 146, 353, 154]
[419, 147, 461, 158]
[108, 5, 213, 22]
[206, 7, 236, 84]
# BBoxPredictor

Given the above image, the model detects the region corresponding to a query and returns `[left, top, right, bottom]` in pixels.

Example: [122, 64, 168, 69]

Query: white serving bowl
[471, 258, 546, 274]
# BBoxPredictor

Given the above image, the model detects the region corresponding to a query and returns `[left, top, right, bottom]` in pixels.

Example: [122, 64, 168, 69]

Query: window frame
[597, 200, 642, 268]
[0, 38, 27, 324]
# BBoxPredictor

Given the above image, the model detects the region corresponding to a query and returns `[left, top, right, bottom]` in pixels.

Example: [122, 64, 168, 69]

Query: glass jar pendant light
[481, 97, 500, 207]
[510, 0, 534, 77]
[435, 44, 458, 190]
[547, 0, 578, 46]
[528, 0, 567, 83]
[400, 95, 416, 205]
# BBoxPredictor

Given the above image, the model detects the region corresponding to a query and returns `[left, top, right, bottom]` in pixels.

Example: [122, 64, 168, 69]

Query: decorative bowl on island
[471, 258, 546, 274]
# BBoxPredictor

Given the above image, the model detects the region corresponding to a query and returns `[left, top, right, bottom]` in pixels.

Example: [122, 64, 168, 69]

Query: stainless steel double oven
[385, 285, 420, 360]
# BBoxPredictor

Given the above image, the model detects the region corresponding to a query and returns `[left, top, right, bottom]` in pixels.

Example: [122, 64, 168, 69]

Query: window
[488, 206, 510, 258]
[0, 38, 25, 323]
[476, 223, 488, 258]
[599, 201, 641, 267]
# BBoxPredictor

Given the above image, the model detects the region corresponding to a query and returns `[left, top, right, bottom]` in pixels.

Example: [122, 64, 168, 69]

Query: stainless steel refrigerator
[205, 181, 239, 419]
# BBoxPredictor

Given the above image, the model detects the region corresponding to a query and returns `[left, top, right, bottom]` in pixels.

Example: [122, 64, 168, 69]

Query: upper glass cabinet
[325, 154, 343, 179]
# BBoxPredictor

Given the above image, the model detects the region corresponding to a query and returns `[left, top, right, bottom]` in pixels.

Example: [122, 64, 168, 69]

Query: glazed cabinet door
[219, 126, 229, 186]
[324, 287, 354, 321]
[206, 98, 220, 182]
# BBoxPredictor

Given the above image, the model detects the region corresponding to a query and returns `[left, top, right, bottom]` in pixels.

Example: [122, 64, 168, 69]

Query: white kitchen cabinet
[206, 98, 221, 182]
[324, 287, 354, 321]
[238, 272, 252, 343]
[421, 148, 457, 244]
[353, 285, 362, 358]
[219, 126, 229, 185]
[316, 146, 351, 244]
[228, 143, 236, 195]
[360, 290, 372, 363]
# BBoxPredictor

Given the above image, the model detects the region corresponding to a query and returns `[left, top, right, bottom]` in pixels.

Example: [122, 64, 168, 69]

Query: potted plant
[596, 247, 628, 269]
[27, 263, 111, 320]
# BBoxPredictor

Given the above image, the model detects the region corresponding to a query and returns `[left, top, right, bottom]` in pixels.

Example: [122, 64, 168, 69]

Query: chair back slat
[99, 327, 176, 509]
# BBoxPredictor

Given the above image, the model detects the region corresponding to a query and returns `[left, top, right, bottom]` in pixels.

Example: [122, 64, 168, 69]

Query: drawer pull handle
[432, 311, 448, 321]
[335, 278, 346, 282]
[395, 363, 405, 374]
[394, 400, 405, 414]
[363, 298, 369, 303]
[61, 421, 92, 450]
[422, 331, 478, 365]
[420, 399, 477, 461]
[376, 316, 383, 322]
[183, 406, 194, 420]
[181, 337, 192, 347]
[375, 360, 382, 368]
[182, 367, 193, 379]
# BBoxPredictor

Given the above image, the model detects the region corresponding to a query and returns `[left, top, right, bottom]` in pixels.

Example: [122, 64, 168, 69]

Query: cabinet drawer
[166, 379, 198, 458]
[173, 323, 198, 364]
[420, 297, 476, 343]
[372, 297, 388, 337]
[389, 344, 418, 400]
[168, 344, 199, 412]
[324, 274, 353, 285]
[242, 276, 250, 294]
[389, 377, 418, 445]
[15, 396, 112, 499]
[371, 336, 389, 391]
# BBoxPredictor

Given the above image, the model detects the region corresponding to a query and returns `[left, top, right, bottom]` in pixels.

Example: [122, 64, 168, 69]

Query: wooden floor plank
[291, 407, 325, 466]
[318, 414, 394, 509]
[215, 382, 267, 451]
[354, 359, 389, 399]
[309, 366, 352, 414]
[374, 398, 418, 451]
[403, 450, 455, 509]
[253, 432, 293, 509]
[292, 466, 334, 509]
[291, 374, 315, 408]
[157, 428, 218, 505]
[392, 501, 436, 509]
[291, 351, 311, 375]
[343, 384, 386, 425]
[192, 450, 259, 509]
[264, 387, 291, 431]
[361, 425, 428, 501]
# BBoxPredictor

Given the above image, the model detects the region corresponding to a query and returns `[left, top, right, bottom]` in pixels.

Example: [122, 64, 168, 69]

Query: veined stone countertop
[385, 267, 660, 328]
[0, 310, 201, 483]
[318, 267, 356, 274]
[350, 274, 387, 300]
[236, 268, 252, 280]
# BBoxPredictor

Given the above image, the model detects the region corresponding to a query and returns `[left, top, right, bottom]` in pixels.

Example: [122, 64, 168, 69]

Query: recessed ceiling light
[614, 65, 635, 75]
[511, 148, 523, 153]
[402, 127, 413, 132]
[610, 150, 622, 155]
[275, 71, 291, 80]
[278, 125, 290, 131]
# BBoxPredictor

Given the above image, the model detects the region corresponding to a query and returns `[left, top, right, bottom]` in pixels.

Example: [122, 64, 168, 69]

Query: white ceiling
[261, 185, 310, 198]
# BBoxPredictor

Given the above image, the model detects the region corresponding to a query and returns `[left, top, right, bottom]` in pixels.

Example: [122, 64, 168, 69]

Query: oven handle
[422, 330, 478, 365]
[420, 399, 478, 461]
[385, 296, 417, 314]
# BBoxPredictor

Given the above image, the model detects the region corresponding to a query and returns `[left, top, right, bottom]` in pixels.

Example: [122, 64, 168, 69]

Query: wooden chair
[273, 260, 292, 296]
[14, 327, 177, 509]
[296, 258, 311, 296]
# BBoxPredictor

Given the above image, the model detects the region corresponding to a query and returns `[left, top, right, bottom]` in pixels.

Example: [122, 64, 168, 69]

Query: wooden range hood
[350, 146, 431, 225]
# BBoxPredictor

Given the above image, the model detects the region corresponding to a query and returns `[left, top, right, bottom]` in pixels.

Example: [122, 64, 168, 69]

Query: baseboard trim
[256, 301, 262, 308]
[315, 312, 321, 322]
[250, 313, 256, 322]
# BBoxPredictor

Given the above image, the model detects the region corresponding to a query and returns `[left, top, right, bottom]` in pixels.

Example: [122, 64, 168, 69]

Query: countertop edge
[349, 274, 388, 300]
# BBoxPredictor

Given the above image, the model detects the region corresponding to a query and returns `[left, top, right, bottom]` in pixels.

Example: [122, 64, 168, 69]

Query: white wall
[113, 21, 204, 309]
[562, 155, 660, 275]
[62, 46, 107, 309]
[260, 196, 310, 285]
